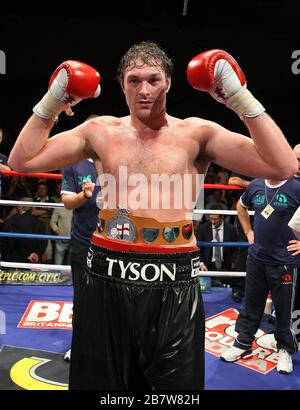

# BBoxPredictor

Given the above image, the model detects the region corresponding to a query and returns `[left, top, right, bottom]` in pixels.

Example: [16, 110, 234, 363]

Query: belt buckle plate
[106, 205, 136, 242]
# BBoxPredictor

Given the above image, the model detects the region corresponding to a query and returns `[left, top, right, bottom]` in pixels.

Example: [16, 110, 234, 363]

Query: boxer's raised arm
[202, 122, 294, 180]
[9, 119, 91, 173]
[8, 60, 101, 173]
[187, 49, 297, 179]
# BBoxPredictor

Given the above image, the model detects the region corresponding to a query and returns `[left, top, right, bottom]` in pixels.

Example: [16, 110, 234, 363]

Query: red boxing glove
[49, 60, 101, 101]
[187, 49, 264, 119]
[33, 60, 101, 121]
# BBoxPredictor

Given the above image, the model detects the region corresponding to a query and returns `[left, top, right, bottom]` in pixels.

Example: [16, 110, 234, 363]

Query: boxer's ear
[166, 78, 171, 93]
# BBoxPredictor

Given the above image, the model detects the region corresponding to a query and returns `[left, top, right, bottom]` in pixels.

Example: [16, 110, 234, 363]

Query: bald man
[287, 144, 300, 237]
[292, 144, 300, 178]
[287, 144, 300, 347]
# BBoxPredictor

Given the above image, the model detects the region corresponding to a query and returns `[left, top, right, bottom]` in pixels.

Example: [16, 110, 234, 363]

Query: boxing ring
[0, 169, 299, 390]
[0, 170, 249, 281]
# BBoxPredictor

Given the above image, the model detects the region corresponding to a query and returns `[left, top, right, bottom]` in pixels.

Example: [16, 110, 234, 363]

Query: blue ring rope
[197, 241, 249, 247]
[0, 232, 249, 247]
[0, 232, 70, 240]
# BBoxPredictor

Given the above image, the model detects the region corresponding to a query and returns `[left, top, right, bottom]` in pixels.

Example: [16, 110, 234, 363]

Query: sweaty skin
[8, 62, 297, 246]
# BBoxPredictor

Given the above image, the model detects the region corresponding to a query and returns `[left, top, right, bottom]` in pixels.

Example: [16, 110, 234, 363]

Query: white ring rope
[0, 261, 71, 272]
[0, 200, 249, 278]
[193, 209, 255, 216]
[0, 199, 255, 215]
[0, 261, 246, 277]
[0, 200, 64, 208]
[200, 271, 246, 277]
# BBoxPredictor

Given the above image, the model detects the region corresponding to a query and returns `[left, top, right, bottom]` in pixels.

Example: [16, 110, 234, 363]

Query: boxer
[8, 42, 297, 389]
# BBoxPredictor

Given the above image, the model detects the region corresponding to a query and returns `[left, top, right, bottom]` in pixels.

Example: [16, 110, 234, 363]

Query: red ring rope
[0, 170, 244, 189]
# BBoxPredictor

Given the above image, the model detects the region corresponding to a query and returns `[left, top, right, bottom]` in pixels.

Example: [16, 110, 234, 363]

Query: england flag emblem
[117, 223, 130, 239]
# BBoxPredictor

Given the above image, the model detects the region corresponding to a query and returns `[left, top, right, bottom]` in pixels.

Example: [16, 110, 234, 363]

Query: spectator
[217, 167, 230, 185]
[196, 206, 237, 294]
[5, 176, 33, 200]
[0, 127, 11, 224]
[61, 157, 100, 362]
[204, 189, 229, 222]
[1, 176, 34, 225]
[221, 176, 300, 374]
[1, 197, 47, 263]
[50, 203, 72, 265]
[51, 180, 63, 203]
[227, 172, 254, 302]
[0, 127, 10, 199]
[292, 144, 300, 180]
[286, 143, 300, 345]
[32, 182, 54, 262]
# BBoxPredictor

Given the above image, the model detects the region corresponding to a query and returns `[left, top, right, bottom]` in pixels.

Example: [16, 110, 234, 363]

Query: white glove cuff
[33, 92, 70, 121]
[225, 86, 265, 119]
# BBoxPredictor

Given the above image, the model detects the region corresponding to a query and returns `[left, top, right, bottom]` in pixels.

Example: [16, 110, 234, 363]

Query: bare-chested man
[8, 42, 297, 390]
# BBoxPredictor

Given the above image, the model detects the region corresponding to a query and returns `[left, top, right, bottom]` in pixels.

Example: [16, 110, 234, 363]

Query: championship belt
[96, 206, 194, 246]
[106, 205, 136, 242]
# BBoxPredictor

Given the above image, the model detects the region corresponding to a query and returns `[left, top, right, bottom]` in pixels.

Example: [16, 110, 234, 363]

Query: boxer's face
[209, 215, 223, 228]
[122, 59, 171, 121]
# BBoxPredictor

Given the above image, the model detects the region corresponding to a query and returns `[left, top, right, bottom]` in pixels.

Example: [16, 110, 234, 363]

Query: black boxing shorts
[69, 243, 205, 390]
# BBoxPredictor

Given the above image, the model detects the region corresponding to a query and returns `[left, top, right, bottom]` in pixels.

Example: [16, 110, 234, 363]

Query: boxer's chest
[102, 134, 197, 178]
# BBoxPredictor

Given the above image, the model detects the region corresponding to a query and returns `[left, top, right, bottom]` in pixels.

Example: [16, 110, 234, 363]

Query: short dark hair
[37, 182, 48, 189]
[210, 204, 224, 211]
[117, 41, 174, 85]
[209, 204, 224, 218]
[0, 128, 7, 143]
